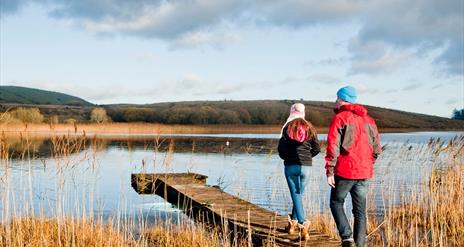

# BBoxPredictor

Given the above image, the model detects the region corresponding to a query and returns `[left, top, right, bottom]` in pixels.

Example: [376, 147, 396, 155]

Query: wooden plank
[131, 172, 339, 247]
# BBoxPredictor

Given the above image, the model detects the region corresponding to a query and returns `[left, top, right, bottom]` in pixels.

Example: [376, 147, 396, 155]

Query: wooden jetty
[131, 172, 340, 247]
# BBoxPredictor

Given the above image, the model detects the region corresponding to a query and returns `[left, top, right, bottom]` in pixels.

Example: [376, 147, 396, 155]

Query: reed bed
[0, 217, 247, 247]
[0, 217, 132, 247]
[368, 149, 464, 246]
[0, 133, 249, 246]
[0, 132, 463, 246]
[315, 136, 464, 246]
[1, 123, 435, 137]
[259, 135, 464, 246]
[1, 123, 284, 136]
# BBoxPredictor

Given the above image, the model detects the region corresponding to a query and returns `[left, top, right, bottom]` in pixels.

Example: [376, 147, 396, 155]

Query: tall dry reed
[310, 136, 464, 246]
[0, 132, 248, 247]
[1, 132, 463, 246]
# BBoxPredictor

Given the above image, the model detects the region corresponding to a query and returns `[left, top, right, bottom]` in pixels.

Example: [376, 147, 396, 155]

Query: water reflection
[0, 132, 462, 223]
[2, 135, 281, 160]
[3, 131, 462, 159]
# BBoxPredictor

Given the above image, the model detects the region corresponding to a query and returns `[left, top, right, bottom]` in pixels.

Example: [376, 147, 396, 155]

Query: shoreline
[1, 123, 463, 137]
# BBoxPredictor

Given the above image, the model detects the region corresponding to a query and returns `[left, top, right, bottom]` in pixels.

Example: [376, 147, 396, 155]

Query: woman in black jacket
[278, 103, 320, 240]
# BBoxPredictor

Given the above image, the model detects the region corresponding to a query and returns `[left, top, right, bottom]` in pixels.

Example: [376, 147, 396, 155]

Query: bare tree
[90, 107, 110, 123]
[9, 107, 44, 123]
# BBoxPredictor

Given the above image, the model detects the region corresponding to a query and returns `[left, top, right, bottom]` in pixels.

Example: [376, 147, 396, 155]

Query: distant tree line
[0, 101, 329, 126]
[0, 104, 316, 125]
[106, 105, 293, 125]
[0, 107, 110, 125]
[1, 102, 463, 129]
[452, 108, 464, 120]
[104, 102, 334, 126]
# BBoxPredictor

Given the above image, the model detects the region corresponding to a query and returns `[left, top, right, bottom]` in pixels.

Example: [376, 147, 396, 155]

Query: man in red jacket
[325, 86, 381, 247]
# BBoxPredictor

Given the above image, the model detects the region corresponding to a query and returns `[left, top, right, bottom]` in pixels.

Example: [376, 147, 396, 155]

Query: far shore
[1, 123, 462, 138]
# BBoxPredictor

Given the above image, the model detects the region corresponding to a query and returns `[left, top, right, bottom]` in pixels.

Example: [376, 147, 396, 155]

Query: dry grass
[1, 131, 463, 246]
[0, 133, 249, 247]
[1, 122, 439, 137]
[142, 222, 248, 247]
[377, 137, 463, 246]
[0, 217, 246, 247]
[310, 136, 464, 246]
[375, 163, 464, 246]
[0, 123, 285, 136]
[0, 218, 133, 247]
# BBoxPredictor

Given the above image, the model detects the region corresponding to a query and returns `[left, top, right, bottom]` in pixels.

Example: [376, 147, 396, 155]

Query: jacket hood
[280, 116, 309, 137]
[335, 104, 367, 116]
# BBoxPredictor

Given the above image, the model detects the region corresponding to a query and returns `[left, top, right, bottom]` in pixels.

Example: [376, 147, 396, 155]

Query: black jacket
[278, 128, 320, 166]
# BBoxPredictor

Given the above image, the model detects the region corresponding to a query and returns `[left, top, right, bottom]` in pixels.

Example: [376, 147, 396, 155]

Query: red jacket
[325, 104, 381, 179]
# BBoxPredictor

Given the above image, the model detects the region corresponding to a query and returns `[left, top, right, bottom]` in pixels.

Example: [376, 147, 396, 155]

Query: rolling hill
[0, 86, 93, 106]
[0, 86, 462, 130]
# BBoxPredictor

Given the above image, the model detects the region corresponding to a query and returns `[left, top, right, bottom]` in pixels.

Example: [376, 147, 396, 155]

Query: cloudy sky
[1, 0, 463, 117]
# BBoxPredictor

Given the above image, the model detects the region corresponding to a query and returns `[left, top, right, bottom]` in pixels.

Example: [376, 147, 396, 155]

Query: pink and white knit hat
[280, 103, 306, 136]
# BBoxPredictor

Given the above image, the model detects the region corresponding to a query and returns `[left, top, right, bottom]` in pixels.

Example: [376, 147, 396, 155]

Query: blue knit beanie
[337, 86, 357, 103]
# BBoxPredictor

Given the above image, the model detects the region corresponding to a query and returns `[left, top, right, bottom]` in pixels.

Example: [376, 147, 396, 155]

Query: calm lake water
[1, 131, 463, 222]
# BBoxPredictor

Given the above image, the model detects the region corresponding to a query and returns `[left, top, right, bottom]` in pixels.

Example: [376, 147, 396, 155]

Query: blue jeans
[330, 176, 368, 247]
[284, 164, 310, 224]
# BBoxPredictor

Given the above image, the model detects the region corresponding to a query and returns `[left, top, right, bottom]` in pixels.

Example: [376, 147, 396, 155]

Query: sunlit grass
[308, 136, 464, 246]
[0, 218, 132, 247]
[0, 133, 248, 246]
[0, 132, 462, 246]
[0, 217, 247, 247]
[1, 122, 428, 137]
[0, 123, 285, 136]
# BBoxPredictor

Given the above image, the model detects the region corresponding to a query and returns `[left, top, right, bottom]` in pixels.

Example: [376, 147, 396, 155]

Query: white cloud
[253, 0, 366, 26]
[158, 74, 246, 96]
[348, 39, 413, 75]
[306, 74, 341, 85]
[170, 31, 240, 50]
[353, 83, 380, 94]
[3, 0, 463, 75]
[353, 0, 463, 75]
[58, 0, 247, 41]
[402, 83, 423, 91]
[304, 57, 348, 67]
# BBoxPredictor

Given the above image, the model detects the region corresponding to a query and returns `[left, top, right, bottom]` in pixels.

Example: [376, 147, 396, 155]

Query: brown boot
[285, 215, 298, 234]
[299, 221, 310, 241]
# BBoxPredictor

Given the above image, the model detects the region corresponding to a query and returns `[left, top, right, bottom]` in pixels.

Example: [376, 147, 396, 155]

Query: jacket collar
[335, 104, 367, 116]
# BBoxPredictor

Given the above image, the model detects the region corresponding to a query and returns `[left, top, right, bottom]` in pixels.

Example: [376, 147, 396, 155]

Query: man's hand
[327, 176, 335, 188]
